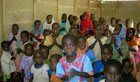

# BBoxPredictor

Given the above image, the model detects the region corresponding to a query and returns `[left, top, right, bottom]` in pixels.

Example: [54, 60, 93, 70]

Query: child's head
[136, 22, 140, 33]
[126, 28, 135, 40]
[99, 17, 105, 24]
[12, 24, 19, 35]
[24, 43, 34, 56]
[126, 18, 133, 27]
[20, 31, 29, 43]
[46, 15, 52, 24]
[95, 24, 104, 37]
[101, 44, 113, 63]
[110, 17, 116, 26]
[77, 35, 86, 50]
[116, 19, 122, 24]
[33, 49, 43, 65]
[43, 29, 51, 37]
[68, 15, 73, 24]
[122, 58, 133, 75]
[40, 45, 49, 60]
[52, 23, 60, 35]
[104, 30, 111, 37]
[50, 54, 62, 71]
[73, 16, 78, 23]
[62, 34, 77, 56]
[69, 27, 78, 37]
[90, 13, 95, 20]
[114, 24, 122, 35]
[34, 20, 41, 30]
[1, 41, 10, 51]
[83, 12, 88, 20]
[104, 59, 122, 82]
[61, 13, 67, 22]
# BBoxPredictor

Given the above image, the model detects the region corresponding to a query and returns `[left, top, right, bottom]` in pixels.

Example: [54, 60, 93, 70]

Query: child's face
[101, 48, 112, 63]
[21, 33, 29, 43]
[50, 57, 57, 71]
[35, 22, 40, 30]
[78, 38, 86, 50]
[114, 26, 121, 35]
[111, 19, 116, 26]
[105, 66, 120, 82]
[43, 30, 51, 37]
[47, 16, 52, 23]
[52, 24, 60, 35]
[3, 43, 9, 51]
[40, 48, 49, 59]
[12, 25, 19, 35]
[90, 14, 95, 20]
[95, 26, 104, 37]
[63, 39, 76, 56]
[34, 53, 43, 65]
[70, 29, 78, 37]
[62, 15, 67, 22]
[68, 15, 73, 23]
[83, 13, 87, 20]
[122, 62, 133, 74]
[127, 29, 134, 38]
[25, 46, 33, 56]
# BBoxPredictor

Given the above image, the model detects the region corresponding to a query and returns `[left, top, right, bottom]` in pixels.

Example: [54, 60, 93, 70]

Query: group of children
[0, 12, 140, 82]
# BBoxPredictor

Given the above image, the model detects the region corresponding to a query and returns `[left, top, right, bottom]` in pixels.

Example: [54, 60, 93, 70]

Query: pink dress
[135, 38, 140, 64]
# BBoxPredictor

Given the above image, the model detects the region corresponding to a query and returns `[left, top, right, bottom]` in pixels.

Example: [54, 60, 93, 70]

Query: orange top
[50, 71, 63, 82]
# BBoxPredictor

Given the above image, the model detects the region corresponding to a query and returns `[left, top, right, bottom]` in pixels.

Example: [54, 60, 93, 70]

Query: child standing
[93, 44, 113, 82]
[120, 58, 137, 82]
[20, 43, 34, 82]
[100, 59, 122, 82]
[44, 23, 63, 57]
[43, 15, 55, 30]
[29, 49, 50, 82]
[108, 17, 116, 33]
[31, 20, 44, 49]
[1, 41, 16, 81]
[56, 34, 93, 82]
[88, 24, 107, 61]
[77, 35, 96, 64]
[50, 54, 62, 82]
[7, 24, 21, 52]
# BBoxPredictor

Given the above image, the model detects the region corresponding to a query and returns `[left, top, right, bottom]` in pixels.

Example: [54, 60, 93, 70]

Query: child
[106, 24, 128, 62]
[60, 13, 70, 35]
[108, 17, 116, 33]
[31, 20, 44, 49]
[50, 54, 62, 82]
[1, 41, 16, 81]
[77, 35, 96, 64]
[98, 17, 107, 30]
[88, 24, 107, 61]
[56, 34, 93, 82]
[135, 22, 140, 64]
[68, 15, 73, 26]
[44, 23, 63, 57]
[69, 27, 79, 37]
[29, 49, 50, 82]
[81, 12, 95, 35]
[20, 43, 34, 82]
[43, 15, 55, 30]
[7, 24, 21, 52]
[40, 45, 50, 66]
[93, 44, 113, 82]
[100, 59, 122, 82]
[126, 27, 139, 77]
[126, 18, 134, 28]
[90, 14, 95, 22]
[120, 58, 137, 82]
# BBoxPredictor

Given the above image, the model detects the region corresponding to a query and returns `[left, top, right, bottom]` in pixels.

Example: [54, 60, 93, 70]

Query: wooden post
[88, 0, 90, 13]
[2, 0, 5, 40]
[57, 0, 60, 22]
[99, 0, 102, 17]
[33, 0, 36, 21]
[74, 0, 77, 15]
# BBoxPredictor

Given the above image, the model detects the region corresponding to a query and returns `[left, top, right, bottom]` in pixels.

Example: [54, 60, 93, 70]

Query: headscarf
[60, 19, 70, 35]
[126, 27, 139, 47]
[115, 25, 126, 49]
[43, 16, 55, 30]
[32, 20, 43, 35]
[81, 12, 95, 35]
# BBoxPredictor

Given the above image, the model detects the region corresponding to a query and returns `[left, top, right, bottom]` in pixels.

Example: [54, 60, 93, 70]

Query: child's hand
[68, 68, 77, 79]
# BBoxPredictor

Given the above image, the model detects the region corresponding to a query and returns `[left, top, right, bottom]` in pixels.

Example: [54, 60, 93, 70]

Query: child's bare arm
[61, 75, 69, 81]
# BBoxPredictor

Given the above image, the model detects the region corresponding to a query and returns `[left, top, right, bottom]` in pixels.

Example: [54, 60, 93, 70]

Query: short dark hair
[50, 54, 62, 63]
[101, 44, 113, 54]
[104, 59, 122, 73]
[111, 17, 116, 22]
[25, 43, 34, 50]
[40, 45, 49, 54]
[21, 30, 29, 37]
[52, 23, 60, 28]
[77, 35, 86, 42]
[33, 49, 43, 59]
[62, 34, 77, 46]
[122, 58, 133, 67]
[1, 41, 10, 50]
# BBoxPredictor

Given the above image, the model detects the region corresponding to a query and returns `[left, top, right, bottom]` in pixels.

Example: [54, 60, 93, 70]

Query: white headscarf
[43, 16, 55, 30]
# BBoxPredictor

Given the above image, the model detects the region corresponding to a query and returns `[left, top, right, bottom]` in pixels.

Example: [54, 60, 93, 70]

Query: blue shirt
[86, 49, 96, 63]
[94, 60, 105, 82]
